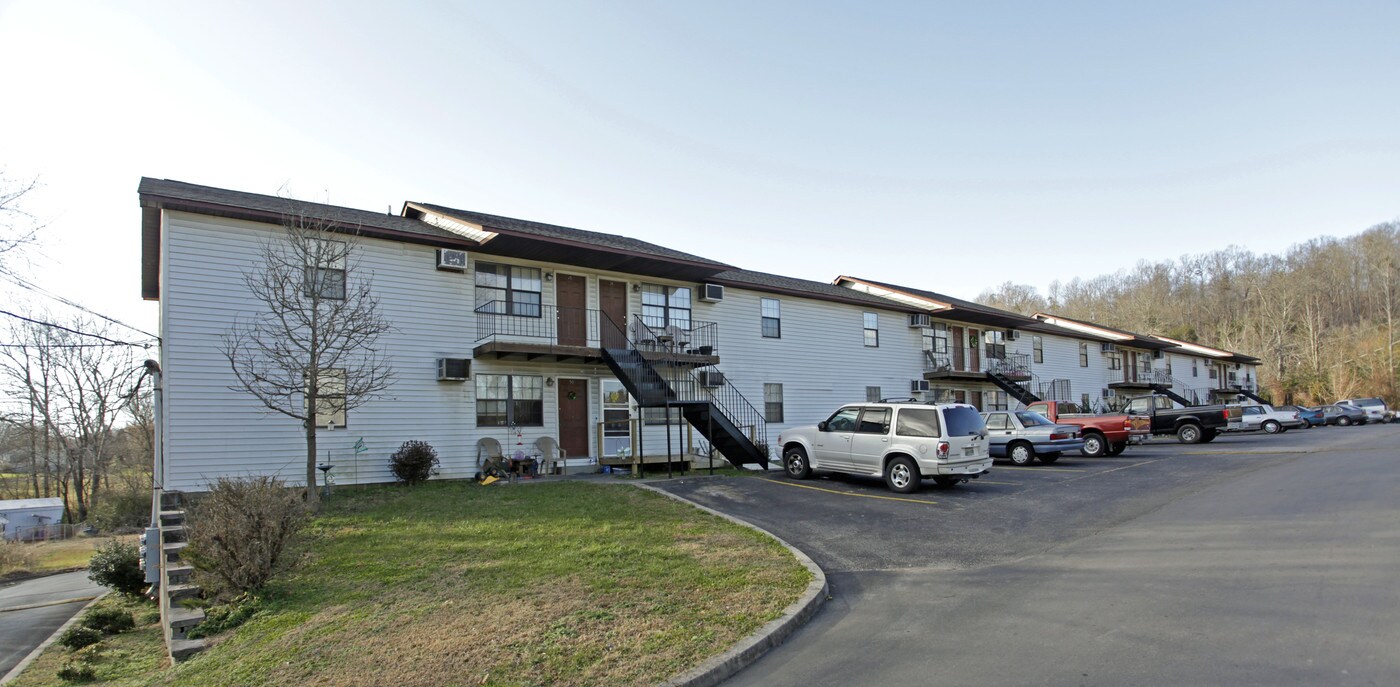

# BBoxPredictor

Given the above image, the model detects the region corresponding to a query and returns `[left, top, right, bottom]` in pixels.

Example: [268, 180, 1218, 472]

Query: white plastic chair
[535, 436, 567, 475]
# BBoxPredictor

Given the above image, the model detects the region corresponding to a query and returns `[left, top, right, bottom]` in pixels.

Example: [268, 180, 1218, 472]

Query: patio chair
[535, 436, 567, 475]
[476, 437, 508, 481]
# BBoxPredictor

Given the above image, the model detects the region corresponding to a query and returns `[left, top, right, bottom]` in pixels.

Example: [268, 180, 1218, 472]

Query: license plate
[964, 446, 976, 456]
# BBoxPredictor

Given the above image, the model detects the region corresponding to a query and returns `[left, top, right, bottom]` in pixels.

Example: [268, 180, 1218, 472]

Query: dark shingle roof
[711, 270, 925, 312]
[408, 202, 731, 269]
[1031, 313, 1177, 351]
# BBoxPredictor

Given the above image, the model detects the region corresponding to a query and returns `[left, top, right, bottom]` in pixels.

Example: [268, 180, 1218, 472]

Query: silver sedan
[981, 410, 1085, 465]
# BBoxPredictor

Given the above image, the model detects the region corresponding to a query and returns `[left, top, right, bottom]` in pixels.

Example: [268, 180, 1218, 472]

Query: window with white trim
[1032, 336, 1043, 363]
[760, 298, 781, 338]
[475, 262, 542, 316]
[1079, 342, 1089, 367]
[303, 239, 346, 300]
[764, 383, 784, 423]
[475, 374, 544, 427]
[863, 313, 879, 347]
[307, 368, 346, 428]
[642, 284, 692, 329]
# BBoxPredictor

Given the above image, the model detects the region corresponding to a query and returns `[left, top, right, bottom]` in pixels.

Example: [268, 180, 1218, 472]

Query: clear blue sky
[1, 1, 1397, 335]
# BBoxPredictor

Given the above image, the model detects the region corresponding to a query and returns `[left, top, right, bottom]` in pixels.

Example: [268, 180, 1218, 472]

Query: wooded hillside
[978, 222, 1400, 406]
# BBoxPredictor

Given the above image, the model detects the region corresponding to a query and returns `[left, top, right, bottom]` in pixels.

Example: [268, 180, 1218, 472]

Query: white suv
[1338, 398, 1389, 424]
[777, 402, 991, 493]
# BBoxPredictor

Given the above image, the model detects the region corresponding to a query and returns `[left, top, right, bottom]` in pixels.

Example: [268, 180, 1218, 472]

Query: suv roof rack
[879, 397, 919, 403]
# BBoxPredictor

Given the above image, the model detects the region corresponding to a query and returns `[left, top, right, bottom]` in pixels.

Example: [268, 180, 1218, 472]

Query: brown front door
[951, 327, 965, 370]
[968, 329, 981, 371]
[599, 279, 628, 348]
[1127, 352, 1137, 382]
[968, 390, 983, 410]
[556, 274, 587, 346]
[557, 378, 590, 459]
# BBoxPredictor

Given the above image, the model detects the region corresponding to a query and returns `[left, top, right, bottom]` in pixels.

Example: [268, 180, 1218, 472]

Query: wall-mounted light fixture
[545, 377, 555, 387]
[632, 283, 641, 293]
[544, 272, 554, 282]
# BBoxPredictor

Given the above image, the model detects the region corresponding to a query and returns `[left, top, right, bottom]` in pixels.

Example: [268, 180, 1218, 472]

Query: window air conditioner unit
[699, 283, 724, 302]
[1006, 329, 1019, 341]
[1100, 343, 1118, 353]
[910, 379, 930, 393]
[436, 249, 468, 272]
[698, 370, 725, 387]
[437, 358, 470, 381]
[908, 313, 931, 328]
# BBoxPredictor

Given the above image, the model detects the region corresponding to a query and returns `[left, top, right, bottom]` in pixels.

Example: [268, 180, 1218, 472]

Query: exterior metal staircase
[599, 315, 769, 469]
[1149, 373, 1200, 407]
[1239, 389, 1267, 404]
[987, 371, 1040, 406]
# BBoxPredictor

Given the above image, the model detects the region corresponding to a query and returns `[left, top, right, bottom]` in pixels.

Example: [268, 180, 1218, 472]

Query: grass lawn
[12, 479, 810, 686]
[1, 536, 136, 579]
[9, 596, 167, 687]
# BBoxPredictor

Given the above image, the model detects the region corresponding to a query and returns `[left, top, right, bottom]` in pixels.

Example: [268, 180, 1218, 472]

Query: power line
[2, 275, 158, 339]
[0, 309, 155, 348]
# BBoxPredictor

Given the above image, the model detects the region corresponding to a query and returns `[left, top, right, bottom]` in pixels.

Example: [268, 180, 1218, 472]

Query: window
[984, 331, 1006, 359]
[307, 368, 346, 428]
[641, 284, 692, 328]
[475, 262, 542, 316]
[856, 408, 890, 434]
[1015, 411, 1053, 427]
[1081, 393, 1091, 409]
[942, 405, 986, 436]
[932, 323, 948, 354]
[1107, 353, 1123, 371]
[866, 386, 882, 403]
[1209, 366, 1218, 380]
[1165, 356, 1173, 376]
[1032, 336, 1044, 364]
[760, 298, 781, 338]
[764, 383, 784, 423]
[1079, 342, 1089, 367]
[302, 239, 346, 300]
[984, 390, 1008, 411]
[1192, 359, 1199, 377]
[895, 408, 940, 437]
[984, 413, 1009, 430]
[475, 374, 544, 427]
[825, 407, 860, 432]
[863, 313, 879, 347]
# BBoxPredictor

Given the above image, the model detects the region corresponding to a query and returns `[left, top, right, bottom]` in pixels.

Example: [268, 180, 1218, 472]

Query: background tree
[0, 173, 42, 278]
[222, 207, 394, 508]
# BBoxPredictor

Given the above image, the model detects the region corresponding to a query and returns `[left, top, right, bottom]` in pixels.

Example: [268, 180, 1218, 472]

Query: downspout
[145, 359, 163, 528]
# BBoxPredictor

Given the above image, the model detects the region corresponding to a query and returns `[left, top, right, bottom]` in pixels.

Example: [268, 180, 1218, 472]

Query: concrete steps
[158, 491, 207, 662]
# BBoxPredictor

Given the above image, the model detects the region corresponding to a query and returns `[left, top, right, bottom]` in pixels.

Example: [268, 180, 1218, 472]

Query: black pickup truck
[1124, 395, 1238, 444]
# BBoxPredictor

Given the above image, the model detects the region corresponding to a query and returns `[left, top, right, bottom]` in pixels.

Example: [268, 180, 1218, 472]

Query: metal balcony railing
[474, 301, 600, 346]
[924, 347, 1031, 377]
[632, 316, 720, 356]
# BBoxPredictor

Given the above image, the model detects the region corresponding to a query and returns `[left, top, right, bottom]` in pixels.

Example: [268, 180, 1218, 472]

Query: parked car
[778, 402, 992, 493]
[981, 410, 1084, 465]
[1124, 395, 1236, 444]
[1276, 405, 1324, 428]
[1023, 400, 1150, 457]
[1321, 403, 1367, 426]
[1337, 397, 1389, 424]
[1226, 404, 1304, 434]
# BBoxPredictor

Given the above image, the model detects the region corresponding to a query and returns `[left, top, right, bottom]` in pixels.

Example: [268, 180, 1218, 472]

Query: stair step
[163, 541, 189, 562]
[159, 509, 185, 525]
[167, 565, 194, 585]
[170, 638, 207, 662]
[168, 606, 205, 630]
[162, 525, 187, 542]
[160, 491, 185, 508]
[167, 583, 201, 602]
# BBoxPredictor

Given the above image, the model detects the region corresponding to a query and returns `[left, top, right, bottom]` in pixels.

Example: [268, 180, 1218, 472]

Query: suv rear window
[1351, 398, 1385, 408]
[942, 406, 986, 436]
[896, 408, 941, 437]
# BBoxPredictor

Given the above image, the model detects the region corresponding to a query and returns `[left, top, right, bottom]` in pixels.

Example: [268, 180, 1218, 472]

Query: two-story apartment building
[140, 178, 1267, 492]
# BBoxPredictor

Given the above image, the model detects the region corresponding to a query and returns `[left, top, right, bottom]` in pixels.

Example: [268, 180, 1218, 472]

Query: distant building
[0, 497, 66, 541]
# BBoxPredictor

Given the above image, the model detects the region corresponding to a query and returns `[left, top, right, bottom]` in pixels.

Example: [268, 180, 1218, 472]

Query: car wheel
[884, 456, 920, 493]
[1338, 416, 1353, 426]
[1106, 441, 1128, 456]
[1177, 423, 1203, 444]
[1080, 433, 1107, 457]
[932, 475, 961, 488]
[1301, 419, 1312, 429]
[1262, 420, 1281, 434]
[1008, 442, 1035, 466]
[784, 447, 812, 480]
[1038, 453, 1061, 464]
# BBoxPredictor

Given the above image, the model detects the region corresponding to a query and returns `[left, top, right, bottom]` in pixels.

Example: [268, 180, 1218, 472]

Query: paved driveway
[0, 571, 104, 677]
[656, 424, 1400, 686]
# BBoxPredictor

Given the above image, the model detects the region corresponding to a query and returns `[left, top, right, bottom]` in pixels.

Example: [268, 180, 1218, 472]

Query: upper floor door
[556, 273, 587, 347]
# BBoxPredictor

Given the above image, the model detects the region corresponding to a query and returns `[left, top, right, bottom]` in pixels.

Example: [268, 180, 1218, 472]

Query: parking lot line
[993, 466, 1086, 473]
[761, 477, 938, 505]
[975, 480, 1022, 486]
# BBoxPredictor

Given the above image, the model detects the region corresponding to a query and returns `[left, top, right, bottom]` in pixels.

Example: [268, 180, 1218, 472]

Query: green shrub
[58, 626, 102, 650]
[189, 594, 262, 638]
[388, 440, 440, 485]
[135, 606, 162, 625]
[89, 486, 150, 532]
[87, 540, 145, 596]
[81, 606, 134, 634]
[185, 476, 307, 595]
[56, 659, 96, 682]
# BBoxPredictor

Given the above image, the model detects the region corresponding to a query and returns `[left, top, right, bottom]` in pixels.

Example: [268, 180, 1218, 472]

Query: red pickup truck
[1024, 400, 1150, 457]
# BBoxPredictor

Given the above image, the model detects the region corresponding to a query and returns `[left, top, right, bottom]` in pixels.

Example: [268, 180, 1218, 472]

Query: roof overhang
[834, 276, 1030, 329]
[1149, 334, 1259, 362]
[404, 203, 730, 283]
[1033, 313, 1176, 351]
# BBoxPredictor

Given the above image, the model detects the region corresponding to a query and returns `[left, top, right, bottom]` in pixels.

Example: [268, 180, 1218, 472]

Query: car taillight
[1123, 418, 1132, 430]
[936, 441, 950, 458]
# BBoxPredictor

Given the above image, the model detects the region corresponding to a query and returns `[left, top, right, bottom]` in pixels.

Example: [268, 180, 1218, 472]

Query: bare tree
[0, 174, 42, 278]
[222, 208, 394, 508]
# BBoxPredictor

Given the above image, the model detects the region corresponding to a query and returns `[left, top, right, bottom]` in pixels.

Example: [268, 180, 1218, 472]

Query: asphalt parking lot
[655, 422, 1400, 686]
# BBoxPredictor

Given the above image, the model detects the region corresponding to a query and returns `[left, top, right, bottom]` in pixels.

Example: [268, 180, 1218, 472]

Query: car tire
[1200, 429, 1218, 443]
[1008, 442, 1035, 466]
[784, 447, 812, 480]
[1177, 423, 1203, 444]
[1080, 432, 1107, 457]
[1262, 420, 1281, 434]
[884, 456, 920, 493]
[1301, 419, 1312, 429]
[1038, 453, 1061, 464]
[1338, 416, 1353, 427]
[1106, 441, 1128, 456]
[932, 475, 961, 488]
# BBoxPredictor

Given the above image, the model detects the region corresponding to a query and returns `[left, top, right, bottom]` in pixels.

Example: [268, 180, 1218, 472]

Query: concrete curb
[0, 592, 108, 685]
[635, 482, 828, 687]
